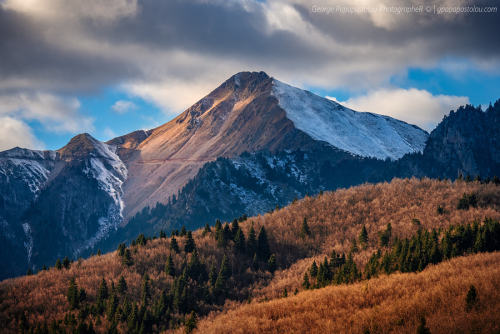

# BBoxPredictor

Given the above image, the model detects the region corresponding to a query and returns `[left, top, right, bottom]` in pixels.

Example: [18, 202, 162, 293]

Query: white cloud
[102, 127, 118, 140]
[124, 79, 217, 115]
[0, 116, 44, 151]
[111, 100, 137, 114]
[328, 88, 469, 131]
[0, 92, 94, 133]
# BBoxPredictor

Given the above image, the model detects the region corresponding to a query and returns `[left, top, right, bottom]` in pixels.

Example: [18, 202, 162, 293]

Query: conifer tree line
[303, 218, 500, 290]
[19, 216, 276, 334]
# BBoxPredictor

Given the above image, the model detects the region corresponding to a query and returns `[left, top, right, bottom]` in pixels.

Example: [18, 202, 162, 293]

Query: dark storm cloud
[0, 7, 140, 93]
[0, 0, 499, 96]
[293, 0, 500, 59]
[0, 0, 328, 93]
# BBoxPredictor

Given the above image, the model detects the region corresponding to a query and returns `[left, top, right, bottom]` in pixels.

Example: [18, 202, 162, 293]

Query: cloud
[0, 92, 94, 133]
[102, 127, 118, 141]
[328, 88, 469, 131]
[0, 0, 497, 109]
[111, 100, 137, 114]
[0, 0, 497, 150]
[0, 116, 44, 151]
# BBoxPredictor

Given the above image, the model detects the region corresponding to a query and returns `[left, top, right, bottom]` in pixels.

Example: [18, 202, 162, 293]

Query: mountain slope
[0, 178, 498, 333]
[0, 134, 128, 278]
[272, 79, 428, 160]
[119, 71, 428, 218]
[111, 101, 500, 244]
[419, 102, 500, 178]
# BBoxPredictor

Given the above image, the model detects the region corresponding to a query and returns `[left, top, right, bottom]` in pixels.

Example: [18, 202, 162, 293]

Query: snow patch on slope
[0, 148, 56, 196]
[81, 139, 128, 252]
[22, 222, 33, 264]
[272, 79, 428, 160]
[83, 139, 128, 217]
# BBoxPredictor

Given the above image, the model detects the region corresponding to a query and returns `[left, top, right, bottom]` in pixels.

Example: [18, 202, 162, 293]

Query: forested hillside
[0, 178, 498, 333]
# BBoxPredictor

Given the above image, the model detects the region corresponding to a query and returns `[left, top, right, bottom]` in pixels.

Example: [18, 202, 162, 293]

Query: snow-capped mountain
[272, 79, 428, 160]
[1, 71, 497, 280]
[119, 71, 428, 218]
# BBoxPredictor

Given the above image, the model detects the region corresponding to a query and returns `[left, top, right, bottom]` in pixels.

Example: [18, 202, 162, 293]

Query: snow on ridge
[83, 140, 127, 218]
[271, 79, 428, 160]
[80, 140, 128, 254]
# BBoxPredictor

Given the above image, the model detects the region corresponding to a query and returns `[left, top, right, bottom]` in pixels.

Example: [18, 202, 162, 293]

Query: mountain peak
[57, 133, 121, 162]
[217, 71, 272, 95]
[230, 71, 270, 86]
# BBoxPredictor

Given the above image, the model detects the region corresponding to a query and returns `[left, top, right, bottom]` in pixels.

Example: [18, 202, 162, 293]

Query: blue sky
[0, 0, 499, 150]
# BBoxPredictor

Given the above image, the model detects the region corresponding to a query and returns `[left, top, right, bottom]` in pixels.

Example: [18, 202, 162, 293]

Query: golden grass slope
[196, 252, 500, 334]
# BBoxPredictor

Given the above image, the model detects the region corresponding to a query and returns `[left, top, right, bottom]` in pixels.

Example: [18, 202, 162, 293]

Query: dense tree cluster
[20, 218, 277, 334]
[304, 218, 500, 289]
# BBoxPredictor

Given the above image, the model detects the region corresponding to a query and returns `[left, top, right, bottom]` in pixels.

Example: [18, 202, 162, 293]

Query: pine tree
[214, 255, 231, 296]
[202, 223, 211, 236]
[310, 260, 318, 277]
[302, 272, 310, 289]
[208, 264, 217, 286]
[106, 291, 119, 319]
[268, 254, 277, 273]
[214, 219, 222, 235]
[416, 316, 431, 334]
[359, 225, 368, 248]
[123, 248, 133, 266]
[78, 288, 87, 303]
[187, 249, 207, 282]
[247, 225, 257, 256]
[170, 236, 180, 253]
[55, 258, 62, 270]
[218, 255, 232, 281]
[97, 278, 109, 303]
[136, 234, 147, 246]
[223, 224, 232, 245]
[465, 284, 478, 311]
[118, 276, 128, 294]
[350, 238, 359, 253]
[63, 256, 71, 269]
[231, 219, 240, 239]
[159, 230, 166, 239]
[251, 253, 259, 271]
[184, 231, 196, 253]
[165, 254, 175, 276]
[117, 243, 126, 257]
[67, 278, 79, 309]
[257, 227, 270, 261]
[300, 217, 311, 238]
[233, 228, 246, 254]
[180, 226, 187, 237]
[184, 311, 197, 334]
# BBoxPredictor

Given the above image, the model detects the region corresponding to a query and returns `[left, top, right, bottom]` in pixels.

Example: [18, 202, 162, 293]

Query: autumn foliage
[0, 178, 498, 333]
